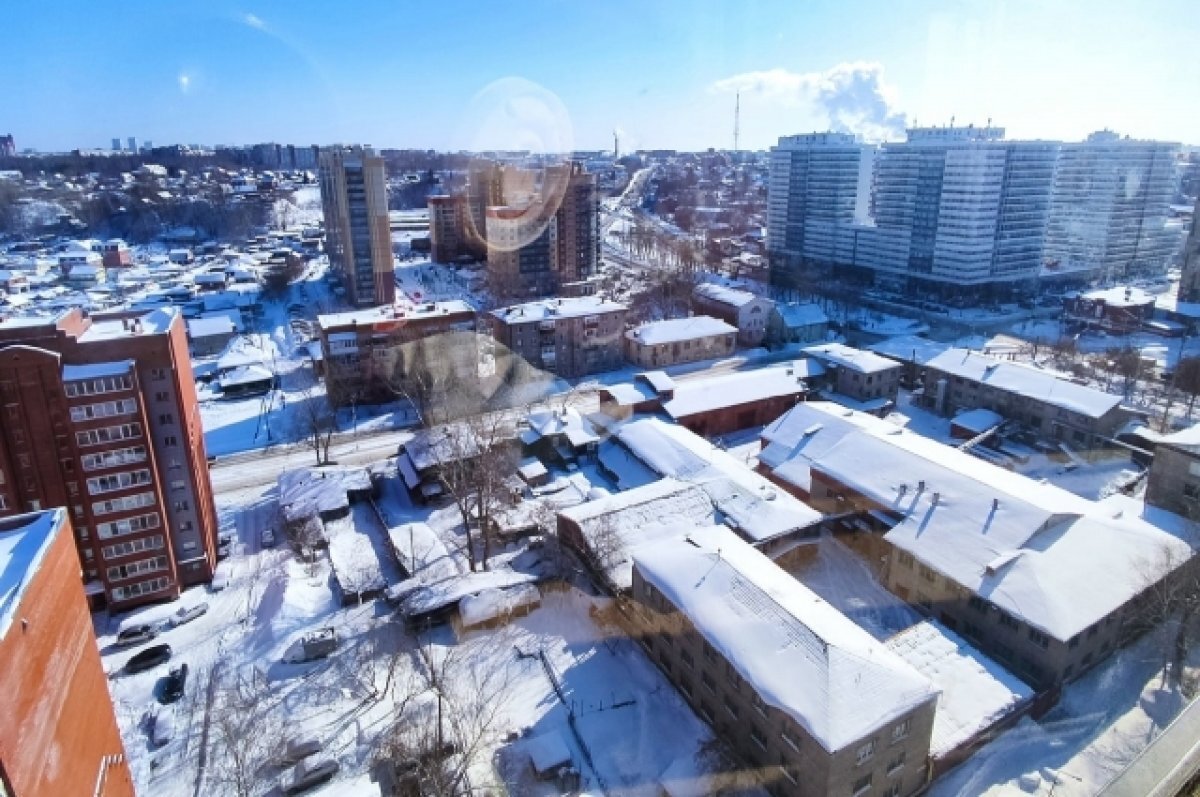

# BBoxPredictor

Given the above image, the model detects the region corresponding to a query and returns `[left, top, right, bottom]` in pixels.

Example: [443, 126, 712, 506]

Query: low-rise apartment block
[1145, 424, 1200, 519]
[0, 307, 219, 610]
[624, 316, 737, 368]
[318, 301, 478, 406]
[804, 343, 903, 413]
[630, 524, 938, 797]
[922, 348, 1132, 447]
[488, 296, 627, 378]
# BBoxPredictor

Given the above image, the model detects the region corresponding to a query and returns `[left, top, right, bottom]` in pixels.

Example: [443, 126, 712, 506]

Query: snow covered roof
[692, 282, 764, 309]
[559, 479, 716, 590]
[803, 342, 902, 375]
[626, 316, 737, 346]
[614, 418, 822, 541]
[640, 370, 675, 393]
[399, 569, 539, 617]
[62, 360, 133, 381]
[1157, 422, 1200, 453]
[663, 364, 809, 419]
[1078, 285, 1155, 308]
[524, 406, 598, 445]
[0, 509, 67, 639]
[884, 621, 1032, 758]
[759, 403, 888, 493]
[387, 522, 461, 584]
[781, 409, 1196, 640]
[218, 364, 274, 388]
[867, 335, 952, 367]
[603, 381, 657, 406]
[924, 348, 1122, 419]
[633, 525, 938, 752]
[951, 408, 1005, 435]
[325, 513, 389, 597]
[187, 316, 235, 339]
[490, 295, 626, 323]
[459, 584, 540, 628]
[77, 306, 178, 342]
[318, 300, 475, 330]
[775, 302, 829, 328]
[278, 467, 372, 523]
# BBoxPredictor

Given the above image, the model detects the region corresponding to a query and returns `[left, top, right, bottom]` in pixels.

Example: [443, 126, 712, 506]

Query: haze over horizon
[5, 0, 1199, 153]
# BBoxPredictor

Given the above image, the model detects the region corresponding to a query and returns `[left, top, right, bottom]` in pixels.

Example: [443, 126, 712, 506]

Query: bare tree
[1176, 356, 1200, 421]
[207, 665, 280, 797]
[427, 414, 519, 572]
[1134, 535, 1200, 690]
[374, 642, 516, 797]
[292, 385, 337, 465]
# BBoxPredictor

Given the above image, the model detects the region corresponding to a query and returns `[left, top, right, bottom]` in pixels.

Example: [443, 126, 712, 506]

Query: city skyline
[4, 0, 1199, 153]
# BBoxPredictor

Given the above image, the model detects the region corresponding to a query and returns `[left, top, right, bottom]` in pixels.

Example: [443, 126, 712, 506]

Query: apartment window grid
[106, 554, 168, 583]
[63, 374, 133, 398]
[70, 398, 138, 422]
[75, 422, 142, 447]
[86, 468, 153, 496]
[93, 490, 156, 516]
[81, 445, 147, 472]
[111, 575, 170, 602]
[97, 512, 161, 540]
[101, 534, 164, 560]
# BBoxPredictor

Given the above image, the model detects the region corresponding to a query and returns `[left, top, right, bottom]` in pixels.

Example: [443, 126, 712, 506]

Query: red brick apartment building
[0, 306, 219, 611]
[0, 509, 134, 797]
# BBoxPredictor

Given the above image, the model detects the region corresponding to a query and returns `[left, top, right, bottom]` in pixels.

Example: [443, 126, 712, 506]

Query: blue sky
[4, 0, 1198, 152]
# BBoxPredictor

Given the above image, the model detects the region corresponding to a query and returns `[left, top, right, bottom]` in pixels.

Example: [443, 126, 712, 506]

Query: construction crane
[733, 92, 740, 152]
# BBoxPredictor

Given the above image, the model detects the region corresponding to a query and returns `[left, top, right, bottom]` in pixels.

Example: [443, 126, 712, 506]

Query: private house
[691, 283, 776, 346]
[630, 525, 939, 797]
[769, 302, 830, 345]
[624, 316, 737, 369]
[186, 316, 236, 357]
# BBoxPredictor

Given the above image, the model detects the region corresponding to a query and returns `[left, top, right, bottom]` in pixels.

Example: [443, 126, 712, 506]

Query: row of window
[70, 398, 138, 423]
[86, 468, 153, 496]
[64, 374, 133, 398]
[111, 575, 171, 602]
[97, 512, 161, 540]
[106, 555, 167, 583]
[81, 445, 147, 472]
[93, 490, 156, 516]
[101, 534, 164, 560]
[76, 422, 142, 448]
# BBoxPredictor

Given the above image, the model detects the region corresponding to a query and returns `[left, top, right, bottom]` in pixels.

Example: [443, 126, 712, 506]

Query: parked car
[150, 709, 176, 747]
[114, 624, 159, 648]
[275, 737, 322, 767]
[170, 602, 209, 627]
[217, 534, 233, 559]
[126, 643, 172, 674]
[210, 566, 230, 592]
[160, 663, 189, 704]
[282, 758, 339, 795]
[261, 526, 276, 548]
[284, 628, 338, 663]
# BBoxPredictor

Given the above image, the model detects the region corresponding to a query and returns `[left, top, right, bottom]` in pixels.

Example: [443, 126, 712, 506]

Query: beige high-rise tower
[318, 146, 395, 307]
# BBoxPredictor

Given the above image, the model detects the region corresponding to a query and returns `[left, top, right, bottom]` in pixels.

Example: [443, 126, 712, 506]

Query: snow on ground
[784, 535, 922, 641]
[930, 622, 1199, 797]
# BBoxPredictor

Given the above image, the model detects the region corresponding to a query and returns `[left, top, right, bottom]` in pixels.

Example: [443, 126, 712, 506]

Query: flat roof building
[318, 146, 395, 307]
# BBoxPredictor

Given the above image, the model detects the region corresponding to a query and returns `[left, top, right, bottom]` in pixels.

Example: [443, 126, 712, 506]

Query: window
[1028, 628, 1051, 649]
[853, 774, 872, 797]
[968, 595, 989, 613]
[752, 692, 768, 717]
[884, 784, 901, 797]
[919, 564, 937, 583]
[887, 750, 906, 775]
[97, 512, 161, 540]
[101, 534, 164, 560]
[856, 739, 876, 765]
[997, 611, 1020, 631]
[680, 649, 694, 670]
[781, 728, 801, 752]
[781, 763, 798, 784]
[93, 491, 156, 516]
[164, 435, 178, 446]
[897, 551, 914, 568]
[701, 671, 716, 693]
[150, 368, 167, 381]
[106, 554, 168, 582]
[723, 698, 739, 718]
[110, 576, 170, 602]
[173, 500, 190, 511]
[63, 374, 133, 397]
[86, 468, 152, 495]
[750, 726, 767, 751]
[69, 398, 138, 422]
[159, 413, 174, 425]
[75, 422, 142, 447]
[81, 445, 147, 471]
[155, 391, 169, 401]
[891, 718, 911, 743]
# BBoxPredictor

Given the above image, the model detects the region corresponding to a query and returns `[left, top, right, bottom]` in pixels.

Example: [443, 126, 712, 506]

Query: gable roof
[634, 525, 937, 752]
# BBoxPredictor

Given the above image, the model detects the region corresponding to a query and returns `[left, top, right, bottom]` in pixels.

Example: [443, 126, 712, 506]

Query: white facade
[1044, 130, 1182, 281]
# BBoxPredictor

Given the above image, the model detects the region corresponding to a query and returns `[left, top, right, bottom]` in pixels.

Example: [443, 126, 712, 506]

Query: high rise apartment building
[0, 307, 219, 611]
[1044, 130, 1182, 281]
[1179, 196, 1200, 303]
[0, 509, 135, 797]
[766, 132, 873, 282]
[856, 126, 1059, 292]
[319, 146, 395, 307]
[486, 205, 559, 298]
[548, 162, 600, 285]
[428, 194, 467, 264]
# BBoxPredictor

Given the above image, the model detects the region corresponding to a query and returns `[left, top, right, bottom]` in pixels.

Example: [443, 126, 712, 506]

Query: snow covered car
[170, 602, 209, 627]
[281, 758, 339, 795]
[275, 737, 322, 766]
[160, 663, 188, 704]
[126, 643, 172, 674]
[114, 624, 159, 648]
[261, 526, 276, 548]
[284, 628, 338, 663]
[151, 709, 175, 747]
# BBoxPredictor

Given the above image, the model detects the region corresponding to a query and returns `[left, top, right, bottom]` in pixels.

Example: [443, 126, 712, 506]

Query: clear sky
[4, 0, 1198, 153]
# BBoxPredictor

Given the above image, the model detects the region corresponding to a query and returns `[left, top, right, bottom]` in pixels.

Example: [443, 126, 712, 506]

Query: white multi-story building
[1044, 130, 1182, 281]
[855, 126, 1059, 292]
[766, 132, 874, 285]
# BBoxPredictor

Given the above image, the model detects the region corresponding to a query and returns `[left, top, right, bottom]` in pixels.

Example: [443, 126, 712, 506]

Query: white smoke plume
[712, 62, 907, 143]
